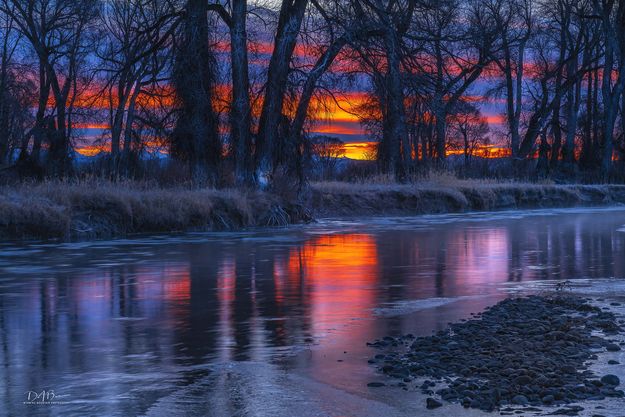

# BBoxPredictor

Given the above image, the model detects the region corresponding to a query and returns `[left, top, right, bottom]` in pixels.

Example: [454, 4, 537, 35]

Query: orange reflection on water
[289, 234, 379, 326]
[160, 268, 191, 302]
[133, 265, 191, 303]
[286, 233, 381, 381]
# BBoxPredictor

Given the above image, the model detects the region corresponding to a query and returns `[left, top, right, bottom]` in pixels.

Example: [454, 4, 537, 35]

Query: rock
[426, 398, 442, 409]
[542, 394, 555, 404]
[606, 343, 621, 351]
[600, 375, 620, 386]
[514, 375, 532, 385]
[548, 406, 584, 416]
[469, 398, 481, 409]
[512, 395, 529, 405]
[608, 360, 620, 365]
[367, 382, 385, 387]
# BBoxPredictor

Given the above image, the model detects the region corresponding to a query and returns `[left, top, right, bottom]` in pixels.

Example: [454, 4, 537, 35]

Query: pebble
[511, 395, 528, 405]
[600, 374, 620, 386]
[426, 397, 442, 409]
[367, 296, 624, 412]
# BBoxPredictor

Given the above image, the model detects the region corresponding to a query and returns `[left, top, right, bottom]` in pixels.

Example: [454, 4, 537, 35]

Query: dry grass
[2, 177, 625, 241]
[314, 170, 553, 190]
[0, 180, 305, 240]
[311, 175, 625, 216]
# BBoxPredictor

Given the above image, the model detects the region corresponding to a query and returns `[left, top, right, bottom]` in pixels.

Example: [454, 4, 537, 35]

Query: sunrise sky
[72, 27, 508, 160]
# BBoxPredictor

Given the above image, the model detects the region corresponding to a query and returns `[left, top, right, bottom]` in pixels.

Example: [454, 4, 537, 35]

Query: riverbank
[0, 181, 311, 240]
[2, 180, 625, 240]
[311, 181, 625, 216]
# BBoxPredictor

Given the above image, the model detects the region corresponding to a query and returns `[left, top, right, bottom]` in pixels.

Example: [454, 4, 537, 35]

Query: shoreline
[366, 294, 625, 414]
[2, 182, 625, 241]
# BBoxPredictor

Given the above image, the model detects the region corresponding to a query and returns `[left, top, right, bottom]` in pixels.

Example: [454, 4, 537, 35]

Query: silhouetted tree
[171, 0, 221, 186]
[2, 0, 98, 176]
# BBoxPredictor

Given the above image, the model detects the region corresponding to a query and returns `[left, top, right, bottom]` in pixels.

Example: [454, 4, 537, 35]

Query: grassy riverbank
[311, 177, 625, 216]
[0, 181, 309, 240]
[2, 178, 625, 240]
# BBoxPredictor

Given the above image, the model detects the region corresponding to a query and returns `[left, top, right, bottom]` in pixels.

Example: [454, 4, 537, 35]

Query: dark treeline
[0, 0, 624, 189]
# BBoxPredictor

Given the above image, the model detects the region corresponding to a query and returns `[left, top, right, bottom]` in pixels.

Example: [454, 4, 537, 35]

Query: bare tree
[592, 0, 625, 175]
[0, 7, 32, 164]
[485, 0, 533, 160]
[311, 135, 345, 179]
[96, 0, 178, 174]
[2, 0, 98, 176]
[448, 101, 490, 163]
[348, 0, 415, 180]
[491, 0, 599, 165]
[415, 0, 497, 162]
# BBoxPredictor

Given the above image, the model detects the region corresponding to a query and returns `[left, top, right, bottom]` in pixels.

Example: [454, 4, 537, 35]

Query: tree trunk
[502, 39, 518, 158]
[48, 101, 71, 176]
[536, 131, 550, 176]
[433, 39, 445, 162]
[581, 70, 593, 167]
[513, 40, 527, 158]
[383, 30, 408, 180]
[120, 82, 142, 176]
[110, 82, 128, 158]
[550, 25, 567, 168]
[563, 59, 579, 165]
[255, 0, 308, 188]
[434, 106, 446, 161]
[592, 66, 599, 163]
[550, 97, 562, 167]
[230, 0, 253, 187]
[597, 1, 625, 177]
[29, 63, 50, 164]
[499, 33, 525, 160]
[172, 0, 221, 186]
[0, 49, 9, 163]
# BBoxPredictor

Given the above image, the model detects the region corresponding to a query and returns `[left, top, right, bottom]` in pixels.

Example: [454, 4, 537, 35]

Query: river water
[2, 207, 625, 417]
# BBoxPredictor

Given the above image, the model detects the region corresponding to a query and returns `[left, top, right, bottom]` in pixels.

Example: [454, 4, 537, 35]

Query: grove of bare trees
[0, 0, 624, 188]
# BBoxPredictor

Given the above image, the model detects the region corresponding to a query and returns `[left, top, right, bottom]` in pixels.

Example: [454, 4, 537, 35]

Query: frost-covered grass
[311, 179, 625, 216]
[1, 178, 625, 240]
[0, 180, 302, 240]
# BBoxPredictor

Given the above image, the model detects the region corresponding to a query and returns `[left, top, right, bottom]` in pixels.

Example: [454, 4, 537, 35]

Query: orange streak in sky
[75, 144, 108, 157]
[312, 123, 362, 136]
[485, 115, 505, 124]
[74, 123, 109, 130]
[342, 142, 377, 160]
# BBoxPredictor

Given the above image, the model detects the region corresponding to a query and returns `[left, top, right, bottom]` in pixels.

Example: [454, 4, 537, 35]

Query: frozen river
[2, 207, 625, 416]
